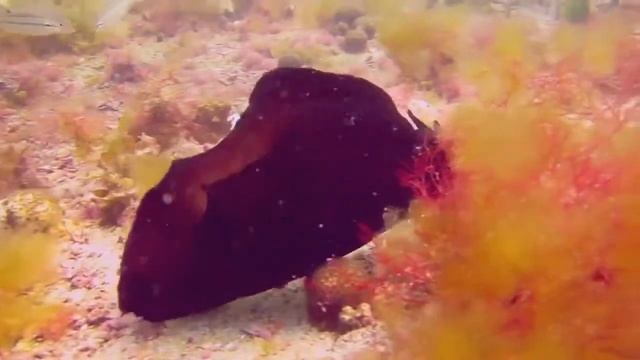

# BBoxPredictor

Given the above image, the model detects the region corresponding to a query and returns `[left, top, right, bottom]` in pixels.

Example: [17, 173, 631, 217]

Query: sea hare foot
[117, 67, 447, 322]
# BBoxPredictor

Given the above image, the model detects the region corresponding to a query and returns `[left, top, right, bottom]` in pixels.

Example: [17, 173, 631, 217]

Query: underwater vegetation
[564, 0, 591, 22]
[117, 67, 449, 322]
[0, 191, 70, 348]
[307, 12, 640, 360]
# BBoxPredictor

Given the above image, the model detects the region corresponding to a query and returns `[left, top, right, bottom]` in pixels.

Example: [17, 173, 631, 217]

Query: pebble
[70, 315, 87, 330]
[241, 322, 279, 339]
[87, 314, 112, 327]
[33, 350, 53, 359]
[211, 341, 238, 352]
[70, 271, 95, 289]
[105, 313, 138, 332]
[342, 29, 368, 54]
[64, 289, 86, 304]
[78, 344, 97, 353]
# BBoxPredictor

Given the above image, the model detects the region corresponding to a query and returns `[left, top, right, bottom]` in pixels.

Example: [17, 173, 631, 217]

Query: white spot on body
[318, 223, 324, 229]
[162, 193, 174, 205]
[344, 115, 356, 126]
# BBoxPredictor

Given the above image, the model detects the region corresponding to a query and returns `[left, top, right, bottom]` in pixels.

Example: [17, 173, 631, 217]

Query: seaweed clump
[373, 5, 469, 100]
[332, 13, 640, 360]
[0, 143, 28, 197]
[0, 191, 69, 348]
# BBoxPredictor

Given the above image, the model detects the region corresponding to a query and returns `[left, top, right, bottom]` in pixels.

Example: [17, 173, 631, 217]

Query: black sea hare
[118, 67, 446, 322]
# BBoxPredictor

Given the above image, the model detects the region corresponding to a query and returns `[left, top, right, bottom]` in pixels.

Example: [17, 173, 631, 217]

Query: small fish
[0, 6, 74, 36]
[95, 0, 134, 32]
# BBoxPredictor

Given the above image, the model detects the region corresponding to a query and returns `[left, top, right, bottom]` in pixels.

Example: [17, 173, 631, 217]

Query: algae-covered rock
[0, 190, 66, 349]
[330, 21, 350, 36]
[564, 0, 590, 22]
[342, 29, 368, 54]
[355, 16, 376, 39]
[0, 190, 65, 237]
[332, 6, 364, 27]
[277, 54, 305, 68]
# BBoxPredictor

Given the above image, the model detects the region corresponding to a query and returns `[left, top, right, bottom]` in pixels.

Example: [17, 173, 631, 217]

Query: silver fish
[0, 6, 74, 36]
[95, 0, 134, 31]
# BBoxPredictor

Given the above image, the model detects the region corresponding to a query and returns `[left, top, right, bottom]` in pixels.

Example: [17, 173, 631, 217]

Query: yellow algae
[492, 20, 530, 63]
[293, 0, 362, 28]
[151, 0, 234, 16]
[458, 18, 540, 104]
[258, 0, 291, 19]
[0, 293, 64, 348]
[446, 103, 549, 183]
[268, 36, 332, 66]
[127, 154, 172, 195]
[581, 17, 627, 76]
[0, 190, 65, 348]
[376, 6, 469, 81]
[546, 23, 584, 63]
[0, 230, 57, 292]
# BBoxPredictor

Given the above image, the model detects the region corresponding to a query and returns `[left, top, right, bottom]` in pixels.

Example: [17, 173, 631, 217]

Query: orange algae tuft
[445, 103, 553, 184]
[350, 13, 640, 360]
[373, 112, 640, 359]
[458, 18, 540, 105]
[375, 6, 469, 82]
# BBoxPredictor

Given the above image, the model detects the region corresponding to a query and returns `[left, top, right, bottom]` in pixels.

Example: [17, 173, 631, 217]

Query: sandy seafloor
[0, 26, 407, 360]
[0, 6, 563, 360]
